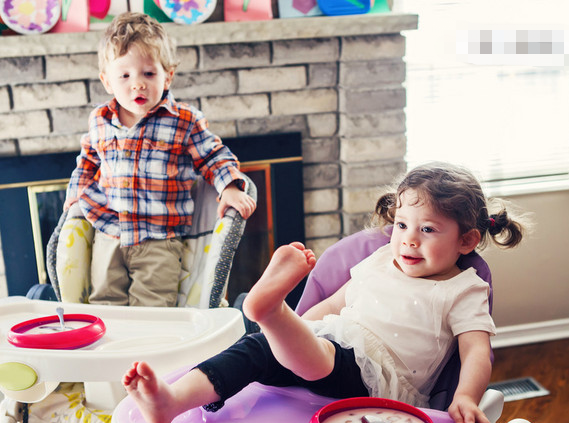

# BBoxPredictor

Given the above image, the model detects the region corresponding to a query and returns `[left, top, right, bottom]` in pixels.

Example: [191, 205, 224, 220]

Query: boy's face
[390, 189, 478, 281]
[100, 45, 174, 128]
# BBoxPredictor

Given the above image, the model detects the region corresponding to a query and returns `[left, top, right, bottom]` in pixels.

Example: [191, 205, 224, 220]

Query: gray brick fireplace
[0, 13, 417, 295]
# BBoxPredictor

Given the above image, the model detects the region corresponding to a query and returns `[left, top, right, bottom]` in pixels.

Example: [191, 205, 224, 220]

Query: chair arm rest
[478, 389, 504, 423]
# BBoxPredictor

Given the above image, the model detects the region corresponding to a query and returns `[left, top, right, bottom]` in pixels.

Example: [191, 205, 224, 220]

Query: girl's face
[390, 189, 478, 281]
[99, 45, 174, 128]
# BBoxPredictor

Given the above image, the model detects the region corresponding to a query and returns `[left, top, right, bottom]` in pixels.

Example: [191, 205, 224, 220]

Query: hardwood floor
[489, 337, 569, 423]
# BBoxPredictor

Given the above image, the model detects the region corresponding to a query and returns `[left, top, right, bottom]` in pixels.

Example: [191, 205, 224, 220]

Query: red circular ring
[7, 314, 106, 350]
[310, 397, 433, 423]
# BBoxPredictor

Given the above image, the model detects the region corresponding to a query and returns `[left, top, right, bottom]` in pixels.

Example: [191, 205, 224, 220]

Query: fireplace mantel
[0, 13, 417, 58]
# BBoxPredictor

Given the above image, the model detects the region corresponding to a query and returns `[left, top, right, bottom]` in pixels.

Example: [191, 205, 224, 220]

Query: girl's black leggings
[195, 332, 369, 411]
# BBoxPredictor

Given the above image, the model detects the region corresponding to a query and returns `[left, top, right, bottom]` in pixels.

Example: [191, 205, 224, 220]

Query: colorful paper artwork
[143, 0, 172, 23]
[317, 0, 371, 16]
[129, 0, 172, 22]
[88, 0, 127, 30]
[89, 0, 110, 19]
[50, 0, 90, 33]
[158, 0, 216, 24]
[224, 0, 272, 21]
[278, 0, 322, 18]
[0, 0, 61, 34]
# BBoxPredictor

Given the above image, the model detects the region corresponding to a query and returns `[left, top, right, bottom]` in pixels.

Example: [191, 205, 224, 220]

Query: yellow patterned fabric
[56, 218, 94, 303]
[28, 383, 111, 423]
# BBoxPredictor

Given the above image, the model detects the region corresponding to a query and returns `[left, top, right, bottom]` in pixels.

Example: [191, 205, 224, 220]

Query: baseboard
[491, 318, 569, 349]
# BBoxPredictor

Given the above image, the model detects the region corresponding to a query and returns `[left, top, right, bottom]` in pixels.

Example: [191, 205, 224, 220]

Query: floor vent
[488, 377, 550, 402]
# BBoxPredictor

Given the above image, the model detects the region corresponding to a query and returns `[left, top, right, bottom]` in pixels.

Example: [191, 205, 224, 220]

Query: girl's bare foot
[243, 242, 316, 323]
[122, 361, 181, 423]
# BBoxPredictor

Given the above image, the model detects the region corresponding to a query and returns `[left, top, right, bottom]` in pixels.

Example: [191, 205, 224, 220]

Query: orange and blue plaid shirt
[64, 91, 243, 247]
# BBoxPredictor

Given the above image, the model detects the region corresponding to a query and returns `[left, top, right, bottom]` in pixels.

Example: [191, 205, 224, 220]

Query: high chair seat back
[45, 174, 256, 308]
[295, 228, 493, 411]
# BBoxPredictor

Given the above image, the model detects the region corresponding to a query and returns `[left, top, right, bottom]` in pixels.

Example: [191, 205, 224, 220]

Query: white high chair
[44, 173, 256, 308]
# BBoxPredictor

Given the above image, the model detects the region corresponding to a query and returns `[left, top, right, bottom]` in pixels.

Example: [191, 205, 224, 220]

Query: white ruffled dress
[306, 245, 496, 407]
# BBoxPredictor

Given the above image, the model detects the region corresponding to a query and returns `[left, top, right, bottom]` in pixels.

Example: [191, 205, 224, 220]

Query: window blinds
[399, 0, 569, 194]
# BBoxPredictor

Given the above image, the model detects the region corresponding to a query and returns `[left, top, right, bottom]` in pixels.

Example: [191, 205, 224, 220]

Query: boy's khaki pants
[89, 230, 183, 307]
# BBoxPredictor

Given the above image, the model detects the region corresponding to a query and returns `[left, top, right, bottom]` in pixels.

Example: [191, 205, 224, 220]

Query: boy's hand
[217, 183, 256, 219]
[448, 394, 490, 423]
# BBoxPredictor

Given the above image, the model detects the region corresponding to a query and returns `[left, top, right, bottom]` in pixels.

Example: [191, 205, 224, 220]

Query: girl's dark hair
[373, 162, 525, 249]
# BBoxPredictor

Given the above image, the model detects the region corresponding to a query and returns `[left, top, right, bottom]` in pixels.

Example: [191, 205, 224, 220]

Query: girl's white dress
[307, 245, 496, 407]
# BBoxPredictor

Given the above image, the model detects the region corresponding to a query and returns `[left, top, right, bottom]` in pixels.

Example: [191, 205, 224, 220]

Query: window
[397, 0, 569, 195]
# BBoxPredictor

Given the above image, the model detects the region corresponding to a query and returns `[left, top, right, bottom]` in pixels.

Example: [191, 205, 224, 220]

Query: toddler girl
[122, 162, 525, 423]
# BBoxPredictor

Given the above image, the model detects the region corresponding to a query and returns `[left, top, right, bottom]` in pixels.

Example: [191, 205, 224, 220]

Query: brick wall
[0, 15, 417, 294]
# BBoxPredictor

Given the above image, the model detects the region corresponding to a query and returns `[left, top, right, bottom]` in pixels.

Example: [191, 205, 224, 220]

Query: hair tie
[488, 217, 496, 228]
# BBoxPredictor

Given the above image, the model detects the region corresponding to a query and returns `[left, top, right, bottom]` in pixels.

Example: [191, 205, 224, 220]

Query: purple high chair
[112, 229, 495, 423]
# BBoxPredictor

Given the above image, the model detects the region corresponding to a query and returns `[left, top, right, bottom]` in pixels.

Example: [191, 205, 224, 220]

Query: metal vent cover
[488, 377, 550, 402]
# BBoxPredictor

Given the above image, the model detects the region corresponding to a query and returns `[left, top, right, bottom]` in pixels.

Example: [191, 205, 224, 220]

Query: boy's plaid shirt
[64, 91, 242, 247]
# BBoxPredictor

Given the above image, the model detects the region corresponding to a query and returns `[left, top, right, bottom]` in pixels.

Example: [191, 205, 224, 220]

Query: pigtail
[479, 200, 527, 249]
[368, 191, 397, 233]
[375, 193, 396, 223]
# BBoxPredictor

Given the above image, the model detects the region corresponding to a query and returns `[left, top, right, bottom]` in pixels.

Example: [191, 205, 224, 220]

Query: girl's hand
[217, 183, 257, 219]
[448, 394, 490, 423]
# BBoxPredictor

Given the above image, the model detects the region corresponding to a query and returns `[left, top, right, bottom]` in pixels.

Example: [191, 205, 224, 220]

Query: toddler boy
[64, 12, 256, 307]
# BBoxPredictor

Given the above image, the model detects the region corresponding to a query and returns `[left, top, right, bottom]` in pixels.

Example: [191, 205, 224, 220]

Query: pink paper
[50, 0, 89, 33]
[89, 0, 110, 19]
[224, 0, 272, 21]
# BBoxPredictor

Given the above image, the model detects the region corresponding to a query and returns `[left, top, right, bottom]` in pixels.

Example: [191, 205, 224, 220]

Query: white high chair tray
[0, 297, 245, 402]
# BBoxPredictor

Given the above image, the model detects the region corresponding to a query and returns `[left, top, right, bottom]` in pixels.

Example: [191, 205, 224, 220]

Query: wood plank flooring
[489, 337, 569, 423]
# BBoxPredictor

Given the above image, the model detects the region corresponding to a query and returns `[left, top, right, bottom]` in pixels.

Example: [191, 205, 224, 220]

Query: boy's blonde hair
[98, 12, 179, 73]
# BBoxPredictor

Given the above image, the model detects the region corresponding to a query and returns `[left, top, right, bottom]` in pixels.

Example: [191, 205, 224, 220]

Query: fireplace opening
[0, 132, 305, 306]
[222, 132, 305, 306]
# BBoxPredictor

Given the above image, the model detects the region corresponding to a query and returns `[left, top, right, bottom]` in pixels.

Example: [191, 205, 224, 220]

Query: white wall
[481, 189, 569, 327]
